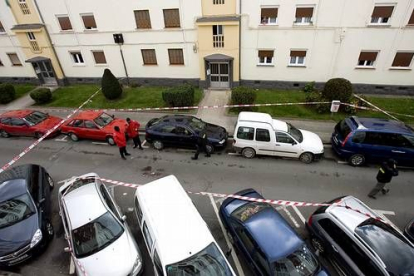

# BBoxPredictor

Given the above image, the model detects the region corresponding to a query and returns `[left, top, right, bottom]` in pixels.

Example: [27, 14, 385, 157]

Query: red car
[60, 111, 127, 145]
[0, 110, 62, 138]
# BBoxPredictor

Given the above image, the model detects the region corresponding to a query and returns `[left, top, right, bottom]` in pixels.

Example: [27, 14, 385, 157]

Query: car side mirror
[291, 141, 297, 145]
[225, 248, 232, 257]
[64, 247, 72, 253]
[111, 115, 115, 119]
[121, 215, 127, 222]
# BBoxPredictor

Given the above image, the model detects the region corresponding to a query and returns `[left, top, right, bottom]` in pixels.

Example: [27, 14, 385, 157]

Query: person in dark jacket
[368, 159, 398, 199]
[114, 126, 130, 160]
[192, 130, 211, 160]
[126, 118, 143, 150]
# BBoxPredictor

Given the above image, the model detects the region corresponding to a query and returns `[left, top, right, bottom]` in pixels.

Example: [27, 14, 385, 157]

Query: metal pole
[119, 45, 130, 86]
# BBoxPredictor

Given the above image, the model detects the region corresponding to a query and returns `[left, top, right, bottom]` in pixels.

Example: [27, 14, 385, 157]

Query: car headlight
[30, 229, 42, 248]
[132, 255, 142, 275]
[219, 139, 226, 144]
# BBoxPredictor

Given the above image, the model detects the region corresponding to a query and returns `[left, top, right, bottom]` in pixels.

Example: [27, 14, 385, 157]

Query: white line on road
[292, 205, 306, 224]
[208, 194, 245, 276]
[55, 135, 68, 142]
[337, 161, 348, 164]
[282, 206, 300, 228]
[141, 140, 147, 146]
[374, 209, 396, 216]
[227, 153, 239, 156]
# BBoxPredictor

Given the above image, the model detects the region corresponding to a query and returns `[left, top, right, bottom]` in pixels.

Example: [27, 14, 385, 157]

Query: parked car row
[1, 109, 414, 166]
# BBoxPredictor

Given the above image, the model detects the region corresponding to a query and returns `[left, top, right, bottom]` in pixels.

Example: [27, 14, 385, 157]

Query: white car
[58, 173, 143, 276]
[233, 112, 324, 163]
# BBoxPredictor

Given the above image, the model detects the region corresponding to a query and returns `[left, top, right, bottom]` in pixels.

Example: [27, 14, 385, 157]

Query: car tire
[47, 174, 54, 190]
[153, 140, 164, 150]
[311, 237, 325, 254]
[242, 147, 256, 159]
[34, 132, 44, 139]
[45, 221, 54, 239]
[0, 129, 10, 138]
[349, 154, 365, 166]
[106, 136, 115, 146]
[206, 144, 214, 154]
[69, 133, 79, 142]
[299, 152, 314, 164]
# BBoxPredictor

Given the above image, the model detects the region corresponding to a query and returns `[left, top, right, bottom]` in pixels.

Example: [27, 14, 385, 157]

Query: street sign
[330, 100, 341, 113]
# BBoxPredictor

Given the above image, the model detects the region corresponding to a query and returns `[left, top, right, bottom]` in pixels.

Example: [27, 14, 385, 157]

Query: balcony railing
[30, 41, 41, 53]
[19, 2, 31, 14]
[213, 35, 224, 48]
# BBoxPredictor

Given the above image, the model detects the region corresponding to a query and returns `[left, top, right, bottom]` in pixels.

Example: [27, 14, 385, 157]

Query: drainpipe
[33, 0, 67, 85]
[238, 0, 242, 86]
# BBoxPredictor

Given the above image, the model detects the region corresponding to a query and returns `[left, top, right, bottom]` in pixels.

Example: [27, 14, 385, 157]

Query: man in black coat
[368, 159, 398, 199]
[191, 130, 211, 160]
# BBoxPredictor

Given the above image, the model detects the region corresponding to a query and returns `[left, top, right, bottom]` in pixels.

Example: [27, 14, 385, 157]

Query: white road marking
[123, 193, 128, 196]
[92, 142, 109, 145]
[208, 194, 245, 276]
[69, 256, 75, 274]
[127, 207, 134, 212]
[55, 136, 68, 142]
[282, 206, 300, 228]
[292, 205, 306, 224]
[227, 153, 239, 156]
[337, 161, 348, 164]
[373, 209, 395, 216]
[141, 140, 147, 146]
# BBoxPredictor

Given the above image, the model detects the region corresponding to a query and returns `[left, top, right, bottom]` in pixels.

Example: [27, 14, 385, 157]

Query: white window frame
[369, 5, 395, 26]
[357, 51, 379, 68]
[294, 6, 314, 25]
[260, 7, 278, 25]
[289, 51, 307, 66]
[70, 51, 85, 65]
[92, 50, 107, 65]
[56, 15, 73, 31]
[258, 50, 274, 65]
[358, 60, 375, 66]
[81, 13, 97, 30]
[390, 51, 414, 69]
[27, 32, 36, 41]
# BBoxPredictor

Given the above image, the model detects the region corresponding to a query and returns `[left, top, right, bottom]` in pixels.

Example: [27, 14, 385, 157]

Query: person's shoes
[382, 188, 390, 195]
[121, 156, 126, 160]
[125, 153, 131, 156]
[191, 157, 198, 160]
[139, 147, 143, 150]
[368, 195, 376, 199]
[133, 145, 137, 149]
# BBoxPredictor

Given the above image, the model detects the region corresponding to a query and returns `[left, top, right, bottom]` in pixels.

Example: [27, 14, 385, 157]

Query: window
[213, 25, 224, 48]
[0, 20, 5, 32]
[295, 7, 314, 24]
[57, 15, 73, 31]
[163, 9, 180, 28]
[159, 125, 175, 133]
[71, 119, 84, 127]
[11, 118, 26, 126]
[141, 49, 157, 65]
[213, 0, 224, 4]
[408, 9, 414, 25]
[261, 8, 278, 24]
[154, 250, 163, 275]
[371, 6, 394, 24]
[71, 52, 84, 64]
[134, 10, 151, 29]
[258, 50, 274, 64]
[237, 127, 254, 140]
[276, 132, 294, 144]
[7, 53, 22, 66]
[232, 202, 270, 222]
[18, 0, 31, 15]
[358, 51, 378, 67]
[99, 185, 120, 220]
[143, 222, 154, 249]
[289, 50, 306, 66]
[352, 131, 366, 143]
[84, 120, 98, 129]
[92, 51, 106, 64]
[391, 52, 414, 67]
[27, 32, 35, 41]
[168, 49, 184, 65]
[81, 14, 97, 30]
[237, 228, 255, 253]
[256, 128, 270, 142]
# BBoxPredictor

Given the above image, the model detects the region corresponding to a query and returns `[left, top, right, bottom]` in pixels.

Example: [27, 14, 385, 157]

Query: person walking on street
[368, 159, 398, 199]
[126, 118, 143, 150]
[114, 126, 130, 160]
[192, 130, 211, 160]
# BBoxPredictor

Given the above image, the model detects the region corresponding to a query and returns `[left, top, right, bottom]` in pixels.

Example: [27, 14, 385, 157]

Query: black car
[145, 115, 228, 152]
[405, 218, 414, 243]
[0, 164, 54, 266]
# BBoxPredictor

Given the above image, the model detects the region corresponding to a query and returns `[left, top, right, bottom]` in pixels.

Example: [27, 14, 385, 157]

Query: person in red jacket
[126, 118, 143, 150]
[113, 126, 130, 160]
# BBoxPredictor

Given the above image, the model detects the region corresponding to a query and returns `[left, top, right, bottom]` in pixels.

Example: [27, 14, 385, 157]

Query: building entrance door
[33, 60, 57, 85]
[210, 62, 229, 88]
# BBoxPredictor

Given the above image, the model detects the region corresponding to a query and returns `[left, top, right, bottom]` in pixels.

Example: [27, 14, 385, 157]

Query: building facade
[0, 0, 413, 93]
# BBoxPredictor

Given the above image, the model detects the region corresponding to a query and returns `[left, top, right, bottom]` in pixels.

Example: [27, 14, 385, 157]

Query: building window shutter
[141, 49, 157, 65]
[295, 7, 313, 17]
[134, 10, 151, 29]
[82, 15, 97, 29]
[290, 50, 307, 57]
[258, 51, 274, 58]
[392, 53, 414, 67]
[372, 6, 394, 18]
[359, 52, 378, 61]
[93, 51, 106, 64]
[168, 49, 184, 65]
[8, 53, 22, 66]
[0, 21, 5, 32]
[163, 9, 180, 28]
[261, 8, 278, 18]
[58, 16, 72, 31]
[408, 10, 414, 25]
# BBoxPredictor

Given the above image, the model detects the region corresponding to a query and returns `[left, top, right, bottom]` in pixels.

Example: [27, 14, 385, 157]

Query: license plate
[9, 254, 29, 264]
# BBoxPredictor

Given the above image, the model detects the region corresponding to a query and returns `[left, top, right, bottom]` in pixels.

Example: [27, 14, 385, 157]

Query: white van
[233, 112, 324, 163]
[134, 175, 236, 276]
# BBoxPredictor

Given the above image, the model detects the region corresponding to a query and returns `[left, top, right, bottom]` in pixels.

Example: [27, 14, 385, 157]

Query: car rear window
[237, 127, 254, 140]
[231, 202, 270, 222]
[336, 120, 352, 139]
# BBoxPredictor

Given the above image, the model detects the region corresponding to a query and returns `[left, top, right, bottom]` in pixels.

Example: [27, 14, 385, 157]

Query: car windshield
[189, 117, 206, 132]
[24, 111, 48, 126]
[166, 242, 233, 276]
[287, 123, 303, 143]
[274, 244, 318, 276]
[94, 113, 114, 128]
[0, 193, 35, 229]
[72, 212, 124, 258]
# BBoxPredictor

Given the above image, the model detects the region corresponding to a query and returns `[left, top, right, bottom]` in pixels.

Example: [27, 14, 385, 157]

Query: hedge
[30, 88, 52, 104]
[101, 69, 123, 100]
[322, 78, 353, 103]
[0, 84, 16, 104]
[231, 86, 256, 105]
[162, 84, 195, 107]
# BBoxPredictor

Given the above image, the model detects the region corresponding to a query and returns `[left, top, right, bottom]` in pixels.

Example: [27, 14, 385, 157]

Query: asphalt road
[0, 134, 413, 276]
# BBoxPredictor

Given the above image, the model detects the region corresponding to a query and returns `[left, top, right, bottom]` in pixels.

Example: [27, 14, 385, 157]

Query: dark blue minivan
[331, 116, 414, 166]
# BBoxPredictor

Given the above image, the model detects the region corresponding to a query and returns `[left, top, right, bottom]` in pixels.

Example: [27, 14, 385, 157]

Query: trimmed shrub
[30, 88, 52, 104]
[0, 84, 16, 104]
[305, 91, 322, 103]
[231, 86, 256, 105]
[101, 69, 123, 100]
[162, 84, 195, 107]
[322, 78, 353, 103]
[303, 81, 316, 93]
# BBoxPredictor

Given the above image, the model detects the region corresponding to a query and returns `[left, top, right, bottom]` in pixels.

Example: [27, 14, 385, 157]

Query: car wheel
[153, 140, 164, 150]
[34, 132, 44, 139]
[311, 237, 325, 254]
[299, 152, 314, 164]
[206, 144, 214, 154]
[47, 174, 54, 190]
[349, 154, 365, 166]
[0, 129, 10, 138]
[46, 221, 54, 238]
[69, 133, 79, 142]
[106, 136, 115, 146]
[242, 147, 256, 159]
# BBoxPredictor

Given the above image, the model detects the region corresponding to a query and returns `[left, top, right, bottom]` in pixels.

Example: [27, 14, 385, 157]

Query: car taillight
[308, 215, 313, 225]
[341, 133, 351, 147]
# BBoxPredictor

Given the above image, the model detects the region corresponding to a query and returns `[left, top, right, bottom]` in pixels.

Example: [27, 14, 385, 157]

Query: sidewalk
[3, 86, 57, 110]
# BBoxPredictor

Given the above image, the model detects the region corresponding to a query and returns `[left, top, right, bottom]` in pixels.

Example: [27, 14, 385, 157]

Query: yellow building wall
[197, 22, 239, 82]
[9, 0, 40, 24]
[14, 29, 64, 79]
[202, 0, 236, 16]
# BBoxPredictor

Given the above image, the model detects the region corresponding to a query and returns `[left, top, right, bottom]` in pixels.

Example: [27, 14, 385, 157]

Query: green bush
[30, 88, 52, 104]
[322, 78, 353, 103]
[0, 84, 16, 104]
[231, 86, 256, 105]
[303, 81, 316, 93]
[162, 84, 195, 107]
[101, 69, 123, 100]
[305, 91, 322, 103]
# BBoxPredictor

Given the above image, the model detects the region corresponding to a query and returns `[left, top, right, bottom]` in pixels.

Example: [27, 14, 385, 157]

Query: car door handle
[332, 245, 339, 253]
[275, 144, 281, 146]
[391, 150, 405, 153]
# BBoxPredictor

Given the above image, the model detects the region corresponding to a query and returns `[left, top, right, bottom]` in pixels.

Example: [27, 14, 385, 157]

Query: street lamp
[113, 33, 130, 86]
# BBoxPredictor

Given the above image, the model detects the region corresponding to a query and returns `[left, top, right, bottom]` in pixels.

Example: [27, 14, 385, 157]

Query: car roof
[350, 116, 414, 135]
[0, 110, 33, 118]
[157, 115, 195, 124]
[238, 112, 273, 125]
[136, 175, 215, 266]
[71, 111, 103, 120]
[62, 183, 107, 230]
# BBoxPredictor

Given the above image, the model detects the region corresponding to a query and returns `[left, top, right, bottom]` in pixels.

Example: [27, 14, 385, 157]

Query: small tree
[322, 78, 353, 103]
[30, 88, 52, 104]
[101, 69, 122, 100]
[0, 84, 16, 104]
